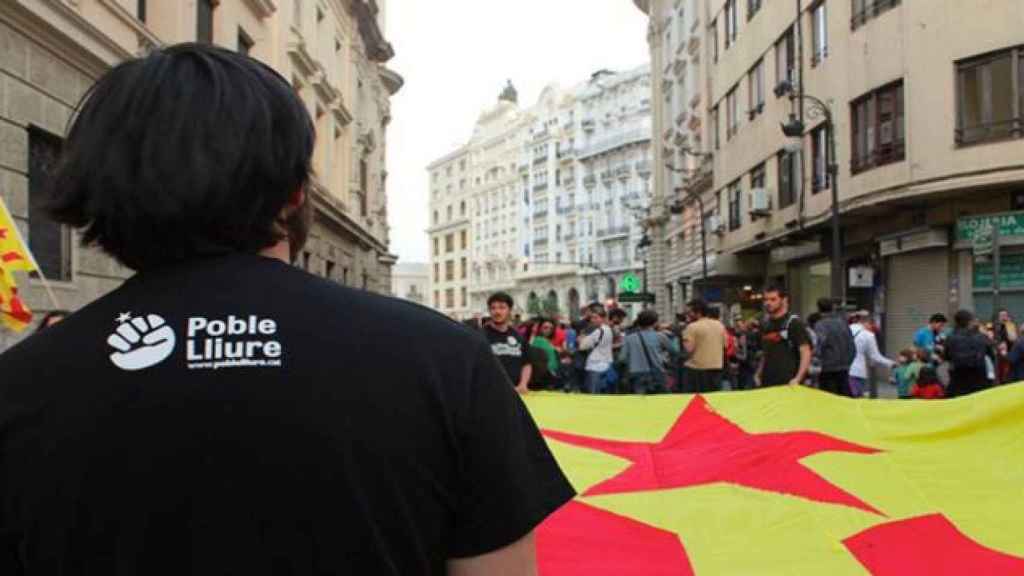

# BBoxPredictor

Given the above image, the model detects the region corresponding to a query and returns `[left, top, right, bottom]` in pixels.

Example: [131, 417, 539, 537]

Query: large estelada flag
[0, 196, 37, 332]
[526, 385, 1024, 575]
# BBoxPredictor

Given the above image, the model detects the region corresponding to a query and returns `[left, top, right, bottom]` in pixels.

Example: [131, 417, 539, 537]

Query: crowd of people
[476, 287, 1019, 399]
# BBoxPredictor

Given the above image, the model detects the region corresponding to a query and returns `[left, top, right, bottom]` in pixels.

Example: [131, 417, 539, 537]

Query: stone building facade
[0, 0, 400, 350]
[635, 0, 1024, 353]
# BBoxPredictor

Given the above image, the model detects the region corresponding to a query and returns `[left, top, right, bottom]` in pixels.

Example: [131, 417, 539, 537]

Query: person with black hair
[914, 313, 949, 365]
[944, 309, 995, 397]
[0, 45, 572, 575]
[814, 298, 856, 397]
[621, 310, 677, 394]
[682, 299, 726, 393]
[758, 286, 812, 387]
[485, 291, 532, 394]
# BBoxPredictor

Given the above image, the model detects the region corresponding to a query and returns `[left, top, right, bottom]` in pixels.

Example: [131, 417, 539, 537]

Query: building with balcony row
[427, 67, 652, 321]
[635, 0, 1024, 353]
[0, 0, 402, 351]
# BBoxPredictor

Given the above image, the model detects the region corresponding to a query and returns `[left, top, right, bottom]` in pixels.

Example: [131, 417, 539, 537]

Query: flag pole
[0, 197, 62, 311]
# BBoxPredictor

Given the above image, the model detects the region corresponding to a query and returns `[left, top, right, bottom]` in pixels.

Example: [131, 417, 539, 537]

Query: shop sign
[957, 212, 1024, 243]
[974, 253, 1024, 290]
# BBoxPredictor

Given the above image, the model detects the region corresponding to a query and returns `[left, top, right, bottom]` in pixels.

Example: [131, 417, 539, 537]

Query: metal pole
[697, 193, 708, 284]
[994, 224, 1002, 321]
[827, 111, 843, 304]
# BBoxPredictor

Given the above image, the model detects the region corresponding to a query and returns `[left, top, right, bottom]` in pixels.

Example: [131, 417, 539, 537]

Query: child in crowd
[912, 366, 945, 399]
[891, 348, 923, 399]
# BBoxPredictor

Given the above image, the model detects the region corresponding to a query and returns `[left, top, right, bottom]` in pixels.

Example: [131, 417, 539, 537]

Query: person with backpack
[944, 310, 995, 397]
[621, 310, 677, 394]
[814, 298, 857, 397]
[757, 286, 812, 387]
[849, 312, 896, 398]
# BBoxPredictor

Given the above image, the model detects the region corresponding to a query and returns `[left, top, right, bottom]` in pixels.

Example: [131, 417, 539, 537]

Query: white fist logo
[107, 313, 176, 371]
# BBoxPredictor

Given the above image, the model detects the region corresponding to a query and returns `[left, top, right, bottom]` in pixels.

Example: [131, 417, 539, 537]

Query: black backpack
[947, 332, 987, 369]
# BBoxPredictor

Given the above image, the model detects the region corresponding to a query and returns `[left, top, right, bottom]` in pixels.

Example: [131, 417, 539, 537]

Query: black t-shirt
[760, 313, 811, 386]
[484, 324, 527, 385]
[0, 254, 574, 575]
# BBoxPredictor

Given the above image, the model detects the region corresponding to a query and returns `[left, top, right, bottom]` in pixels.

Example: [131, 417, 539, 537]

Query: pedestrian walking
[578, 305, 615, 394]
[944, 310, 995, 397]
[850, 313, 896, 398]
[682, 299, 726, 393]
[485, 293, 533, 394]
[621, 310, 677, 394]
[0, 44, 573, 575]
[914, 313, 949, 366]
[813, 298, 856, 396]
[757, 286, 812, 387]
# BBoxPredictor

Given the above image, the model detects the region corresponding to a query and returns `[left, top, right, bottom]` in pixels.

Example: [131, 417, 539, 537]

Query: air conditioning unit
[749, 187, 771, 218]
[708, 215, 724, 235]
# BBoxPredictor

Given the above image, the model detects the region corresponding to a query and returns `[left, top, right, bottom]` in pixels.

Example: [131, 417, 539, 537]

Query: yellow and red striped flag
[526, 385, 1024, 575]
[0, 197, 37, 332]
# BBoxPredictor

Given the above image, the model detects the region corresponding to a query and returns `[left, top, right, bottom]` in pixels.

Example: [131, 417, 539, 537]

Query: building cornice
[241, 0, 277, 19]
[310, 183, 389, 254]
[349, 0, 395, 63]
[380, 66, 404, 95]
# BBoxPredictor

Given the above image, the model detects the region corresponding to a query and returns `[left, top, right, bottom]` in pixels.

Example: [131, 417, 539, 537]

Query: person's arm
[792, 343, 812, 385]
[516, 362, 532, 394]
[579, 329, 598, 351]
[448, 531, 537, 576]
[866, 333, 895, 368]
[682, 326, 696, 354]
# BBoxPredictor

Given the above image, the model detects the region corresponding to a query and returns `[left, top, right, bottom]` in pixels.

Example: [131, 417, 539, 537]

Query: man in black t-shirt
[484, 292, 532, 393]
[758, 286, 813, 387]
[0, 44, 573, 575]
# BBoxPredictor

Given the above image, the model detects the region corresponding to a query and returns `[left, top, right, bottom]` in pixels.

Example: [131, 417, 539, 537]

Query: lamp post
[780, 89, 843, 303]
[665, 151, 713, 287]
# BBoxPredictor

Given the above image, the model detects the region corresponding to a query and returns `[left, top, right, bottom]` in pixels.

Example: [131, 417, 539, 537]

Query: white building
[427, 68, 652, 321]
[391, 262, 429, 305]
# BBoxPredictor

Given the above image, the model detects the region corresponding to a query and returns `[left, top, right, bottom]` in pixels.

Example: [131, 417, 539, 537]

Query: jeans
[630, 372, 666, 395]
[683, 369, 722, 394]
[585, 370, 608, 394]
[819, 370, 851, 397]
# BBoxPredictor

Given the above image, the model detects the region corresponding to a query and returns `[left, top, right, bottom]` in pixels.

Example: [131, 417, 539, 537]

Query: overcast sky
[385, 1, 650, 264]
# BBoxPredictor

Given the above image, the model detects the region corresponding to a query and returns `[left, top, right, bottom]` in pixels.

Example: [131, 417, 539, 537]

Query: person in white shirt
[578, 305, 615, 393]
[849, 313, 895, 398]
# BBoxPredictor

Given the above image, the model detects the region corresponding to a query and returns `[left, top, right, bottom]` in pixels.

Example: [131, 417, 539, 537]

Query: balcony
[563, 233, 577, 242]
[635, 160, 652, 177]
[533, 209, 548, 219]
[583, 174, 597, 188]
[533, 183, 548, 193]
[600, 170, 614, 185]
[557, 147, 576, 162]
[533, 155, 547, 165]
[556, 206, 573, 215]
[518, 161, 529, 173]
[578, 128, 651, 160]
[615, 164, 632, 180]
[563, 175, 577, 189]
[597, 225, 631, 240]
[534, 238, 549, 248]
[581, 118, 596, 132]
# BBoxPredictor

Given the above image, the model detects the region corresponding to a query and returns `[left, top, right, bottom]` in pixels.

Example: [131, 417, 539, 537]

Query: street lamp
[778, 83, 844, 303]
[665, 158, 711, 286]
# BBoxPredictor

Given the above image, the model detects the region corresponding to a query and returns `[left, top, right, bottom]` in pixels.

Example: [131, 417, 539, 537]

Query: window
[433, 263, 439, 282]
[748, 59, 765, 118]
[358, 159, 368, 216]
[775, 28, 796, 91]
[445, 234, 454, 253]
[811, 2, 828, 66]
[811, 124, 830, 192]
[432, 210, 439, 225]
[434, 290, 440, 308]
[851, 81, 905, 173]
[751, 162, 766, 189]
[460, 230, 467, 250]
[725, 0, 738, 48]
[748, 0, 763, 20]
[237, 27, 253, 55]
[460, 257, 467, 279]
[711, 19, 720, 63]
[777, 149, 801, 208]
[325, 260, 335, 280]
[445, 288, 455, 309]
[711, 106, 720, 149]
[459, 201, 466, 217]
[956, 47, 1023, 146]
[461, 287, 467, 307]
[445, 260, 455, 282]
[433, 237, 439, 256]
[728, 181, 742, 231]
[302, 251, 311, 271]
[852, 0, 900, 29]
[726, 87, 739, 138]
[28, 128, 71, 281]
[197, 0, 214, 44]
[137, 0, 146, 22]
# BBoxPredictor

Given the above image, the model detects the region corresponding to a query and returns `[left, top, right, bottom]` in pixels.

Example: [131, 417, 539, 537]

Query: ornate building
[0, 0, 401, 350]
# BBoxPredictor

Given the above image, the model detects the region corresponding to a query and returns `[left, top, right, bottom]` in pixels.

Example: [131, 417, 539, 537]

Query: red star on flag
[0, 227, 8, 240]
[543, 395, 883, 514]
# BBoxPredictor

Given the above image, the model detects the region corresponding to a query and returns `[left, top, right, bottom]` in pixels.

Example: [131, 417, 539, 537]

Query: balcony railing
[597, 225, 631, 239]
[600, 170, 614, 184]
[583, 174, 597, 188]
[635, 160, 652, 176]
[534, 238, 549, 247]
[581, 118, 596, 131]
[556, 206, 573, 215]
[615, 165, 632, 179]
[577, 128, 651, 159]
[533, 209, 548, 219]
